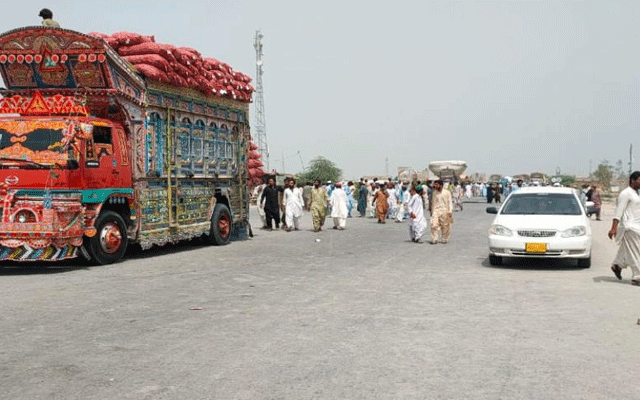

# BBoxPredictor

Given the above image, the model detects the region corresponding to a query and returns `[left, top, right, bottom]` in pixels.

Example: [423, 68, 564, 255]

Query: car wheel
[489, 254, 502, 266]
[86, 211, 128, 265]
[209, 204, 231, 245]
[577, 256, 591, 268]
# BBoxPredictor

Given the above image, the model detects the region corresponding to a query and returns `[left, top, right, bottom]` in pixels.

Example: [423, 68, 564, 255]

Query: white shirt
[283, 187, 304, 217]
[615, 187, 640, 234]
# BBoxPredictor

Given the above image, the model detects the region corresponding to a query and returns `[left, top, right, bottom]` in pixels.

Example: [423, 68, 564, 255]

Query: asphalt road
[0, 199, 638, 400]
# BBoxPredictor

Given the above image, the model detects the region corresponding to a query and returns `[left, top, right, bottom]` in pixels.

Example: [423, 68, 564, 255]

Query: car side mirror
[486, 207, 498, 214]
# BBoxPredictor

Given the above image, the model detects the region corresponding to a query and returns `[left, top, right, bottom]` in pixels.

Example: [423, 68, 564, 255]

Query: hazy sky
[2, 1, 639, 179]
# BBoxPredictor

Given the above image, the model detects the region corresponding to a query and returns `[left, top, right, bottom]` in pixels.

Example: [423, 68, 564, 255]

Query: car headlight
[561, 226, 587, 238]
[489, 224, 513, 236]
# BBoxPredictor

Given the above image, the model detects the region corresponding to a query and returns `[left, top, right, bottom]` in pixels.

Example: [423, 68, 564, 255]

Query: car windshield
[500, 193, 582, 215]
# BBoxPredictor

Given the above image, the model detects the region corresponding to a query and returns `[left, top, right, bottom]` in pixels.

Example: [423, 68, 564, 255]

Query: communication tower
[253, 30, 269, 171]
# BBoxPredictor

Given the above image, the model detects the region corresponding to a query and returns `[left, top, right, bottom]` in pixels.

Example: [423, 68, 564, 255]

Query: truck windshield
[0, 120, 70, 167]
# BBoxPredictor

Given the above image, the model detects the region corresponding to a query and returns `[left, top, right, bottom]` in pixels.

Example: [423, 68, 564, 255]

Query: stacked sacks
[87, 31, 254, 102]
[247, 142, 265, 185]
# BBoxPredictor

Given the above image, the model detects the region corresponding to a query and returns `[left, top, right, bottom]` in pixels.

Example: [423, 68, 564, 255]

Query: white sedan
[486, 187, 592, 267]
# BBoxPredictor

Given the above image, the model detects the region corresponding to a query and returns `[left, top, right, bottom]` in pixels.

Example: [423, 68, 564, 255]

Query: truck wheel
[86, 211, 128, 265]
[209, 204, 231, 245]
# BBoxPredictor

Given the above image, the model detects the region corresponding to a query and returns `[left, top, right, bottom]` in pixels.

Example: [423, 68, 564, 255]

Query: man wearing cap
[430, 179, 453, 244]
[310, 179, 329, 232]
[39, 8, 60, 28]
[330, 182, 349, 230]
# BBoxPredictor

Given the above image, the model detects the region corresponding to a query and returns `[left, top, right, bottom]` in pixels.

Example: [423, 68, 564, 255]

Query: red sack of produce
[201, 71, 214, 80]
[112, 31, 155, 46]
[167, 72, 188, 87]
[174, 48, 198, 65]
[248, 159, 264, 168]
[178, 47, 202, 58]
[188, 64, 199, 76]
[105, 37, 120, 49]
[249, 167, 265, 177]
[249, 150, 262, 159]
[195, 76, 211, 92]
[203, 58, 220, 70]
[249, 142, 258, 150]
[172, 62, 192, 77]
[133, 63, 170, 83]
[123, 54, 170, 72]
[118, 42, 177, 64]
[186, 77, 198, 87]
[212, 70, 225, 79]
[87, 32, 108, 39]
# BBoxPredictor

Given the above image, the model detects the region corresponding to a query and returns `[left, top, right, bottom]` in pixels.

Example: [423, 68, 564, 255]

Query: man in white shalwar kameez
[330, 182, 349, 229]
[395, 182, 410, 222]
[609, 171, 640, 285]
[283, 179, 304, 232]
[407, 186, 427, 242]
[387, 183, 399, 220]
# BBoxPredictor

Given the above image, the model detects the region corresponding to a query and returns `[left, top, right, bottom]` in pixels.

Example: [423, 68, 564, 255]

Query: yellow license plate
[525, 243, 547, 253]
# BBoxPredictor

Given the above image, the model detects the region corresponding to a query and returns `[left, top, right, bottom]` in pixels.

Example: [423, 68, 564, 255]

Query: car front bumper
[488, 235, 591, 259]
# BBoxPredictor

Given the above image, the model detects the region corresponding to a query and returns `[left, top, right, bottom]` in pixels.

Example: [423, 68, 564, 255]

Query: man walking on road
[357, 180, 368, 217]
[260, 178, 280, 230]
[310, 179, 329, 232]
[608, 171, 640, 285]
[330, 182, 349, 230]
[407, 186, 427, 243]
[592, 185, 602, 221]
[283, 178, 304, 231]
[430, 179, 453, 244]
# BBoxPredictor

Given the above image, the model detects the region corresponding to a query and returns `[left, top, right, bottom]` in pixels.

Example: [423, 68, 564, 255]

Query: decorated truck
[0, 26, 254, 264]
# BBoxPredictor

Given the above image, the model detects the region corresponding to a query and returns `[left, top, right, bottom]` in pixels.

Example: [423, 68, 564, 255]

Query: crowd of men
[255, 177, 455, 244]
[253, 171, 640, 286]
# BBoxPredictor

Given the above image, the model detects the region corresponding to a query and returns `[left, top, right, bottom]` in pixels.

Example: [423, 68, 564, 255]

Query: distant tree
[593, 162, 613, 189]
[559, 175, 576, 186]
[298, 156, 342, 183]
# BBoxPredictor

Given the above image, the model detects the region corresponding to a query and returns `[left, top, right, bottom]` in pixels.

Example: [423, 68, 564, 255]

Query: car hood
[492, 214, 589, 231]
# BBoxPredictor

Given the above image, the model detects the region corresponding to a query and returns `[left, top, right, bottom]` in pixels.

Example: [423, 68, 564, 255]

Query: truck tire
[86, 211, 128, 265]
[209, 204, 231, 245]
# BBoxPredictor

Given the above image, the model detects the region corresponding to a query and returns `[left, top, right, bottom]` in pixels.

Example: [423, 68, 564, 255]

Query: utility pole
[630, 144, 633, 176]
[385, 157, 389, 177]
[253, 30, 269, 171]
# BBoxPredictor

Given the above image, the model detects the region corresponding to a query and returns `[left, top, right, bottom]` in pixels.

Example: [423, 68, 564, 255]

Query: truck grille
[518, 230, 556, 238]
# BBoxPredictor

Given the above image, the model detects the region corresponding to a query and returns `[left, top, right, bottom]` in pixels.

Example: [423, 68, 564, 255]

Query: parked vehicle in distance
[486, 187, 592, 267]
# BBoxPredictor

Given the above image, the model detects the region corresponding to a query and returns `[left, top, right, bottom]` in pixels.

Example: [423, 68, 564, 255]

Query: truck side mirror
[67, 159, 79, 169]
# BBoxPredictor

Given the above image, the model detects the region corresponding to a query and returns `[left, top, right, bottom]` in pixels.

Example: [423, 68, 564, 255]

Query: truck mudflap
[0, 242, 79, 261]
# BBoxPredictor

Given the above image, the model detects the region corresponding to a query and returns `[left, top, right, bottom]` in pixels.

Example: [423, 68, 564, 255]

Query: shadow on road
[0, 260, 90, 275]
[0, 236, 248, 274]
[480, 257, 585, 270]
[592, 276, 634, 285]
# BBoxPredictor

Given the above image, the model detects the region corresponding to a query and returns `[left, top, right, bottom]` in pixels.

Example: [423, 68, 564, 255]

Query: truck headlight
[489, 224, 512, 236]
[561, 226, 587, 237]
